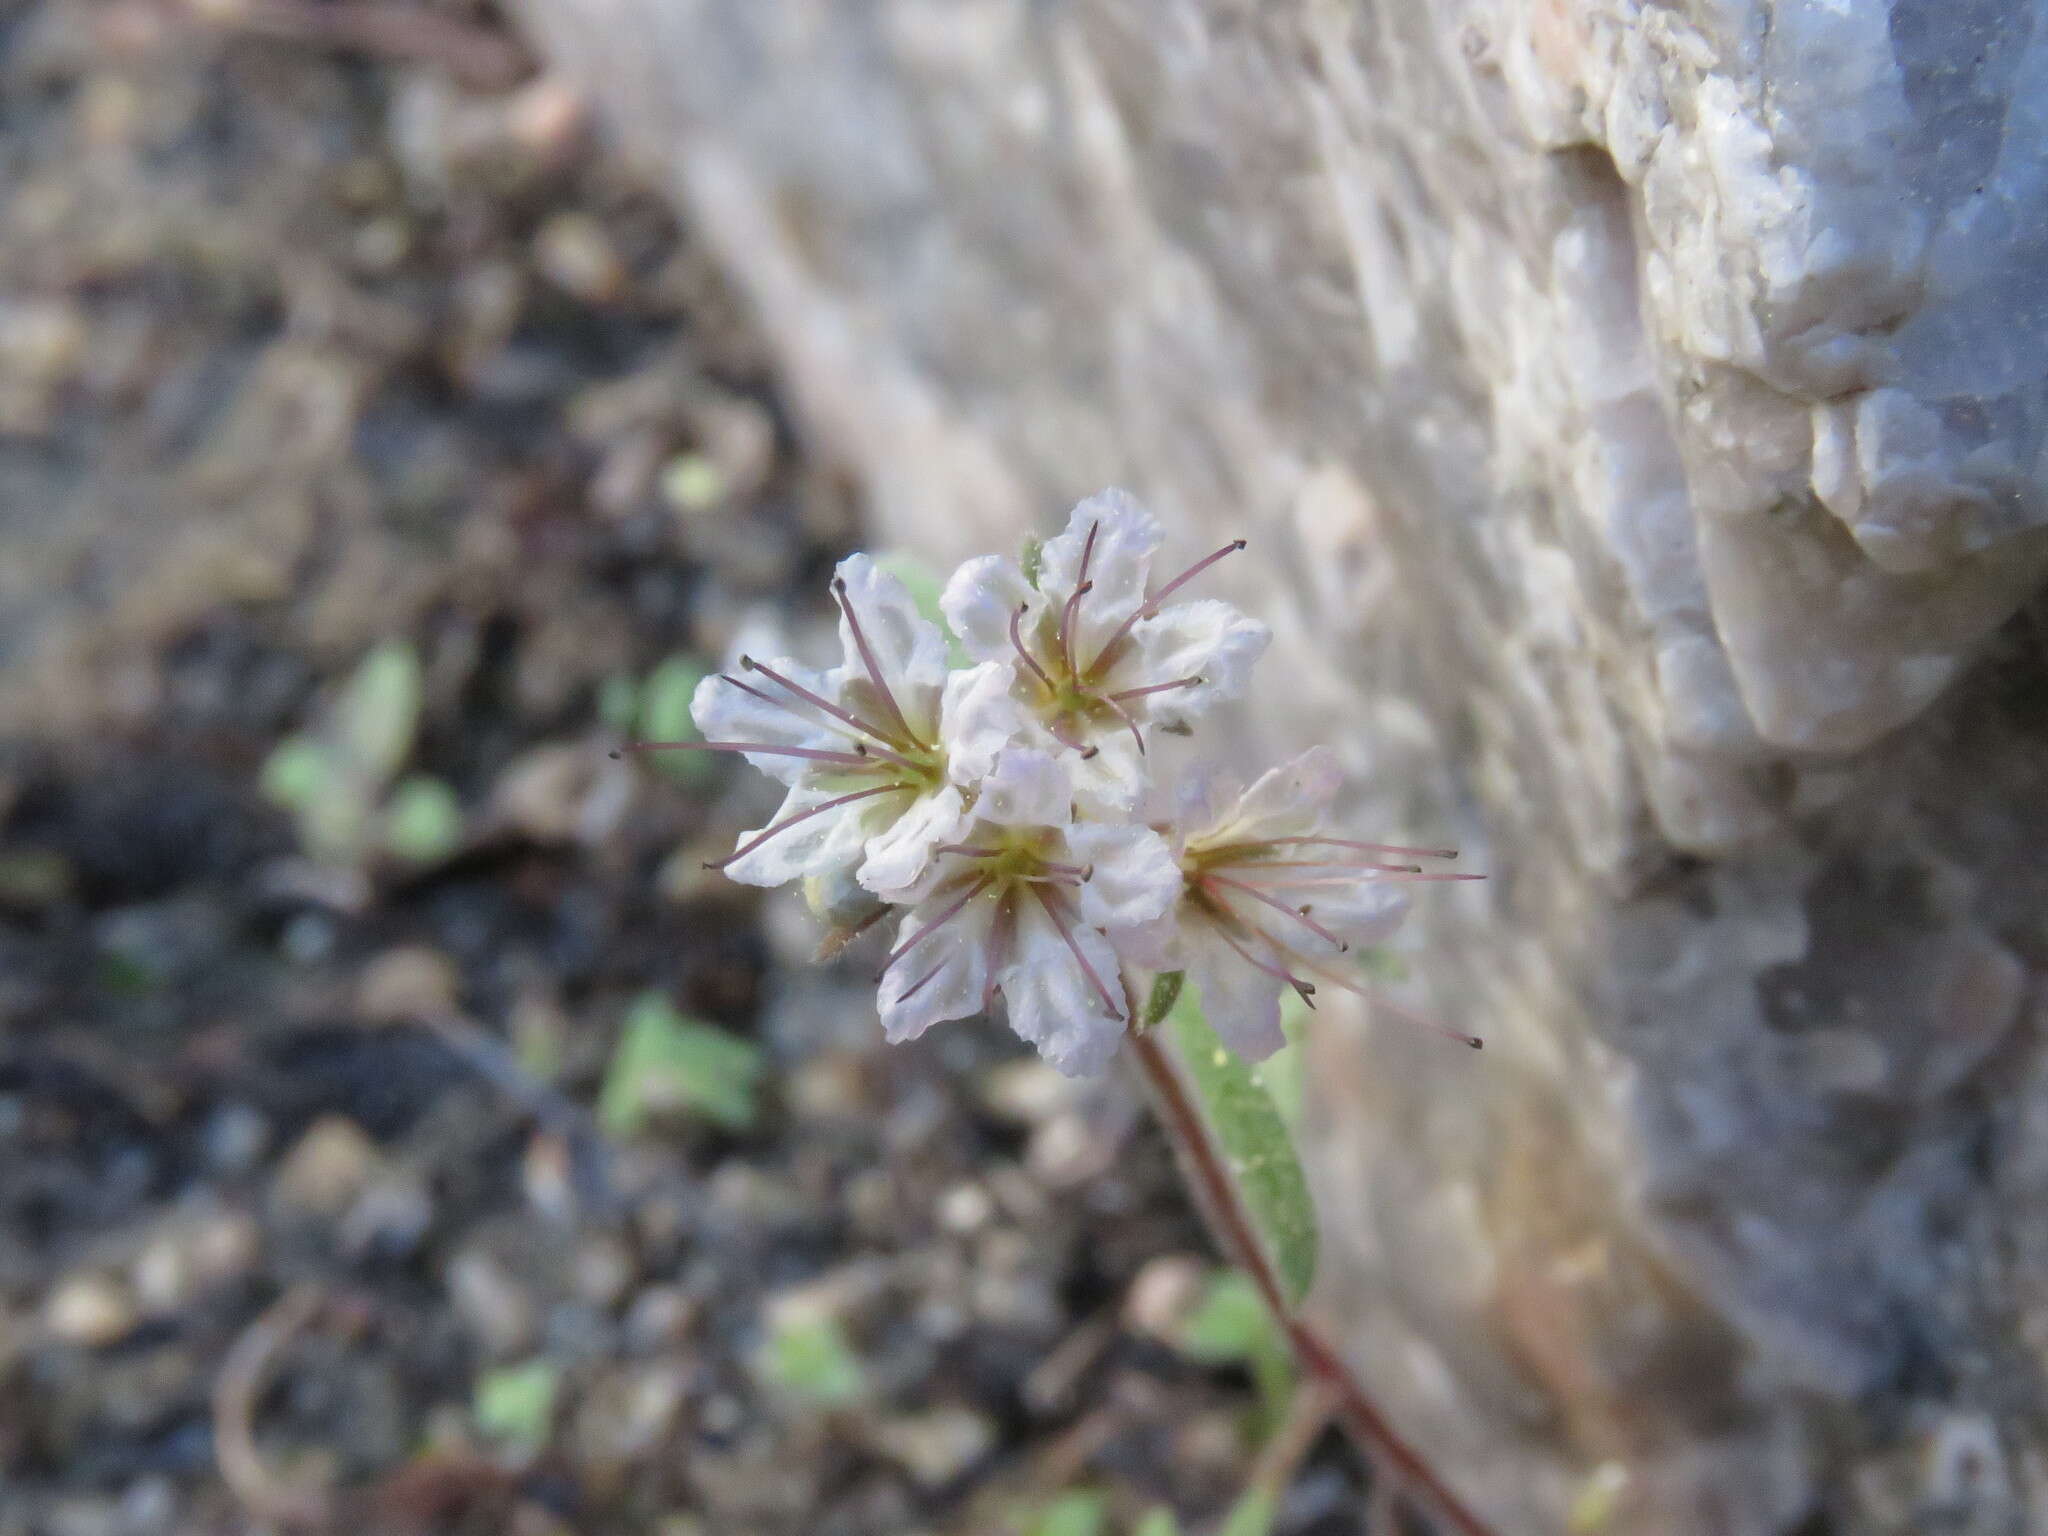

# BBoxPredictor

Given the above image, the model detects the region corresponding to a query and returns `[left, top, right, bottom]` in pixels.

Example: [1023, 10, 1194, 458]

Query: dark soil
[0, 4, 1372, 1532]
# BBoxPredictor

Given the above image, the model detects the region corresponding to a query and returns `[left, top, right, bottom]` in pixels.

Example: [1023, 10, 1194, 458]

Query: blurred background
[0, 3, 1382, 1533]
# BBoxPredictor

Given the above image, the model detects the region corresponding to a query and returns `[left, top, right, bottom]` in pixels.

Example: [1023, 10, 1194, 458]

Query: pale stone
[517, 1, 2048, 1530]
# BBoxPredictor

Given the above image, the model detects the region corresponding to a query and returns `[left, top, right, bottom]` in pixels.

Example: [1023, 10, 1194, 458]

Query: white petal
[877, 886, 997, 1043]
[1038, 488, 1162, 664]
[1062, 725, 1150, 817]
[1185, 925, 1287, 1062]
[857, 782, 966, 898]
[1220, 746, 1345, 840]
[938, 660, 1032, 788]
[720, 780, 896, 888]
[689, 664, 845, 785]
[833, 553, 952, 735]
[974, 747, 1073, 828]
[1172, 760, 1244, 838]
[940, 554, 1040, 664]
[1117, 600, 1270, 726]
[1001, 900, 1128, 1076]
[1068, 823, 1180, 932]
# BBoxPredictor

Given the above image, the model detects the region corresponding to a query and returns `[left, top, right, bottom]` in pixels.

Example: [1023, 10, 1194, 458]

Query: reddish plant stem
[1126, 1027, 1497, 1536]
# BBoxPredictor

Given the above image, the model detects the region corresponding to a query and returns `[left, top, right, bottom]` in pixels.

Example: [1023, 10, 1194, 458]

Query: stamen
[707, 784, 906, 870]
[1219, 859, 1426, 876]
[1038, 860, 1091, 879]
[740, 656, 916, 755]
[1085, 537, 1244, 678]
[1297, 960, 1482, 1048]
[1057, 520, 1099, 677]
[893, 956, 950, 1005]
[832, 576, 918, 745]
[1030, 885, 1125, 1019]
[1256, 836, 1459, 861]
[1057, 579, 1094, 678]
[1209, 921, 1317, 1007]
[1107, 676, 1203, 703]
[620, 740, 878, 768]
[934, 844, 1005, 859]
[1009, 604, 1057, 695]
[706, 675, 920, 771]
[877, 875, 993, 977]
[1046, 719, 1100, 760]
[1205, 874, 1350, 951]
[1098, 693, 1147, 758]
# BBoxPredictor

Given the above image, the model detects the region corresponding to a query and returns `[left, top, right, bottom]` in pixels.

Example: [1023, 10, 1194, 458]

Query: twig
[1126, 1028, 1497, 1536]
[213, 1285, 332, 1530]
[182, 0, 531, 91]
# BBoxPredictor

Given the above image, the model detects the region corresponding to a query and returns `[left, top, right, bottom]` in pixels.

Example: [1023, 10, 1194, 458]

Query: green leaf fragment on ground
[337, 639, 423, 784]
[596, 671, 640, 734]
[1167, 984, 1319, 1306]
[1023, 1489, 1108, 1536]
[599, 990, 763, 1135]
[661, 451, 726, 512]
[474, 1358, 558, 1445]
[1219, 1488, 1278, 1536]
[636, 656, 717, 785]
[259, 735, 334, 811]
[1176, 1269, 1294, 1427]
[383, 774, 463, 864]
[1131, 1509, 1181, 1536]
[757, 1310, 865, 1407]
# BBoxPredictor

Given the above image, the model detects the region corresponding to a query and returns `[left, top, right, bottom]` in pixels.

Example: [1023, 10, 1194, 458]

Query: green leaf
[1023, 1490, 1108, 1536]
[382, 774, 463, 864]
[636, 656, 717, 785]
[599, 991, 764, 1134]
[1219, 1488, 1278, 1536]
[1131, 1509, 1181, 1536]
[259, 735, 334, 811]
[756, 1309, 865, 1407]
[337, 640, 423, 784]
[474, 1358, 558, 1446]
[1141, 970, 1184, 1028]
[1167, 984, 1319, 1306]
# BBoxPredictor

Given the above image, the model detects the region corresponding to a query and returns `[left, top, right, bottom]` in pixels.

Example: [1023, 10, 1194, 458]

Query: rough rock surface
[517, 2, 2048, 1530]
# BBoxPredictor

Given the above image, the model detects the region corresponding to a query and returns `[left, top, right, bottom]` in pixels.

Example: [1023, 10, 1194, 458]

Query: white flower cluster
[664, 490, 1476, 1076]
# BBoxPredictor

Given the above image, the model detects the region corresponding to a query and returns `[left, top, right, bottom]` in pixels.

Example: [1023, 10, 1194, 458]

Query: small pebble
[863, 1405, 996, 1488]
[623, 1286, 698, 1352]
[272, 1115, 382, 1218]
[44, 1273, 138, 1348]
[447, 1248, 539, 1359]
[356, 945, 461, 1023]
[1123, 1254, 1206, 1340]
[937, 1181, 994, 1235]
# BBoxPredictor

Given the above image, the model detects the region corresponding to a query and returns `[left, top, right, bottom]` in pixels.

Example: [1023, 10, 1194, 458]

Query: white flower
[875, 748, 1180, 1076]
[940, 489, 1270, 812]
[665, 553, 1025, 893]
[1140, 747, 1481, 1061]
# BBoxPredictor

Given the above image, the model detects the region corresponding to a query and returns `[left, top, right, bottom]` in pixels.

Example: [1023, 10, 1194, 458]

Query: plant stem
[1126, 1027, 1497, 1536]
